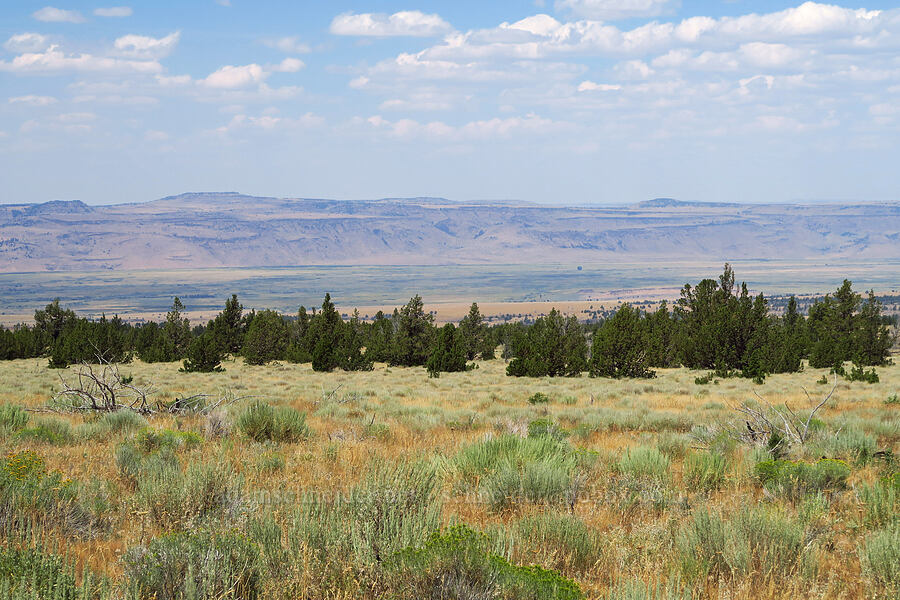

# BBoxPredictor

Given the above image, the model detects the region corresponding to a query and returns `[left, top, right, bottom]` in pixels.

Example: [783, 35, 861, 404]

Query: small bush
[684, 451, 728, 492]
[845, 363, 879, 383]
[528, 392, 551, 405]
[808, 428, 877, 465]
[510, 512, 601, 572]
[124, 530, 261, 600]
[81, 410, 149, 439]
[859, 526, 900, 595]
[0, 450, 105, 538]
[255, 451, 285, 473]
[0, 404, 29, 434]
[602, 578, 691, 600]
[754, 458, 850, 501]
[237, 401, 309, 443]
[17, 417, 74, 445]
[616, 446, 671, 482]
[858, 474, 899, 530]
[694, 373, 716, 385]
[656, 433, 690, 460]
[0, 545, 112, 600]
[387, 525, 584, 600]
[677, 505, 815, 583]
[454, 435, 582, 510]
[886, 394, 900, 405]
[135, 428, 203, 453]
[528, 419, 568, 441]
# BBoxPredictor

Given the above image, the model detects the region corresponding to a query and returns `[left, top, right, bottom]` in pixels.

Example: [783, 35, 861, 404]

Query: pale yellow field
[0, 355, 898, 598]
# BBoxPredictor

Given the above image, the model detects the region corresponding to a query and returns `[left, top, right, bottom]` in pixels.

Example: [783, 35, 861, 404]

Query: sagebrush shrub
[859, 525, 900, 595]
[616, 446, 671, 482]
[237, 401, 309, 443]
[754, 458, 850, 501]
[124, 529, 261, 600]
[684, 451, 728, 492]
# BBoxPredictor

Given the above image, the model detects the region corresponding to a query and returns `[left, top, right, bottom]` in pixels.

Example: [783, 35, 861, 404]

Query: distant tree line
[0, 265, 894, 379]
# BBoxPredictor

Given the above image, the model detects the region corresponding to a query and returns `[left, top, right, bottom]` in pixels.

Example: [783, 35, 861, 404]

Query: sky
[1, 1, 899, 206]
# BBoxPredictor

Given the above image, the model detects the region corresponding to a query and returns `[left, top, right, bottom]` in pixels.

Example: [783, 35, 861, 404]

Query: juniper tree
[391, 295, 435, 367]
[589, 303, 655, 379]
[242, 310, 289, 365]
[426, 323, 467, 377]
[164, 297, 192, 360]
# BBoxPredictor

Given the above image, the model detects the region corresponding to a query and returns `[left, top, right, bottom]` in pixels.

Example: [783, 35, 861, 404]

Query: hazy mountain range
[1, 193, 899, 273]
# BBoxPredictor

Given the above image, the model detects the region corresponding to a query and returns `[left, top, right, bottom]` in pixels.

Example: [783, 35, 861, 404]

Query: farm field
[2, 259, 900, 325]
[0, 356, 897, 599]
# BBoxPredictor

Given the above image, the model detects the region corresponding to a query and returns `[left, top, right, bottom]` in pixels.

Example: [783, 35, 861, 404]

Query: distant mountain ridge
[1, 193, 898, 273]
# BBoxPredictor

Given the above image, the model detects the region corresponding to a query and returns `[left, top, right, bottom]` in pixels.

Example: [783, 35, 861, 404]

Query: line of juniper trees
[0, 265, 894, 379]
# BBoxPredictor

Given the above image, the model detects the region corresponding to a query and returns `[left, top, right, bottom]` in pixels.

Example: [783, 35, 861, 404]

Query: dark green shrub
[124, 530, 261, 600]
[387, 525, 584, 600]
[846, 363, 879, 383]
[0, 545, 112, 600]
[527, 392, 551, 405]
[694, 373, 716, 385]
[754, 458, 850, 500]
[237, 401, 309, 443]
[181, 331, 226, 373]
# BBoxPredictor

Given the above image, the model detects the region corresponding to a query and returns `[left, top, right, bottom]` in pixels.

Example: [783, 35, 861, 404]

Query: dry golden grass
[0, 356, 897, 599]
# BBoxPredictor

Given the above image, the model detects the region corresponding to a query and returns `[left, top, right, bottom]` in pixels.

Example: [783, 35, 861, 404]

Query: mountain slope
[1, 193, 898, 272]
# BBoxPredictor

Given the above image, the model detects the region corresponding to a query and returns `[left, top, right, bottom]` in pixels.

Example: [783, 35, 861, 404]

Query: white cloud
[94, 6, 132, 17]
[8, 95, 58, 106]
[32, 7, 85, 23]
[330, 11, 453, 37]
[114, 32, 180, 59]
[216, 112, 323, 135]
[363, 113, 567, 141]
[555, 0, 677, 21]
[4, 33, 51, 53]
[578, 80, 621, 91]
[203, 64, 266, 88]
[272, 57, 304, 73]
[0, 46, 162, 74]
[261, 36, 311, 54]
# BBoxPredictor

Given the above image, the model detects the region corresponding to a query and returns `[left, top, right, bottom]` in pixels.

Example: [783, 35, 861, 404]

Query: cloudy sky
[2, 1, 899, 205]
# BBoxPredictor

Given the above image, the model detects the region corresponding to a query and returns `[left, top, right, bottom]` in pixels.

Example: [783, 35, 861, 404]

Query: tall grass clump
[386, 524, 584, 600]
[684, 451, 728, 492]
[508, 512, 601, 572]
[16, 417, 74, 445]
[859, 525, 900, 595]
[677, 505, 817, 584]
[266, 460, 442, 596]
[616, 446, 671, 482]
[858, 474, 899, 530]
[0, 545, 112, 600]
[124, 529, 261, 600]
[806, 427, 877, 465]
[601, 578, 692, 600]
[0, 405, 29, 436]
[237, 401, 309, 443]
[81, 410, 148, 439]
[453, 434, 581, 510]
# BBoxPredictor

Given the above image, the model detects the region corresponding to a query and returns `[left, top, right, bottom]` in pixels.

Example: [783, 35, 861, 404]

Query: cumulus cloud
[32, 7, 85, 23]
[114, 32, 180, 59]
[272, 57, 304, 73]
[203, 64, 267, 88]
[330, 11, 453, 37]
[4, 33, 51, 53]
[0, 46, 162, 74]
[216, 112, 323, 135]
[555, 0, 677, 21]
[8, 95, 58, 106]
[94, 6, 132, 17]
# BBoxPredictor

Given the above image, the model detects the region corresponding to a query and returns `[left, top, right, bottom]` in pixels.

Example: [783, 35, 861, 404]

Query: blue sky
[2, 1, 899, 205]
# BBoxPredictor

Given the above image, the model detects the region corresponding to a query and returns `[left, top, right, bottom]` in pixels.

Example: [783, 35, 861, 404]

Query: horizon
[3, 1, 900, 206]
